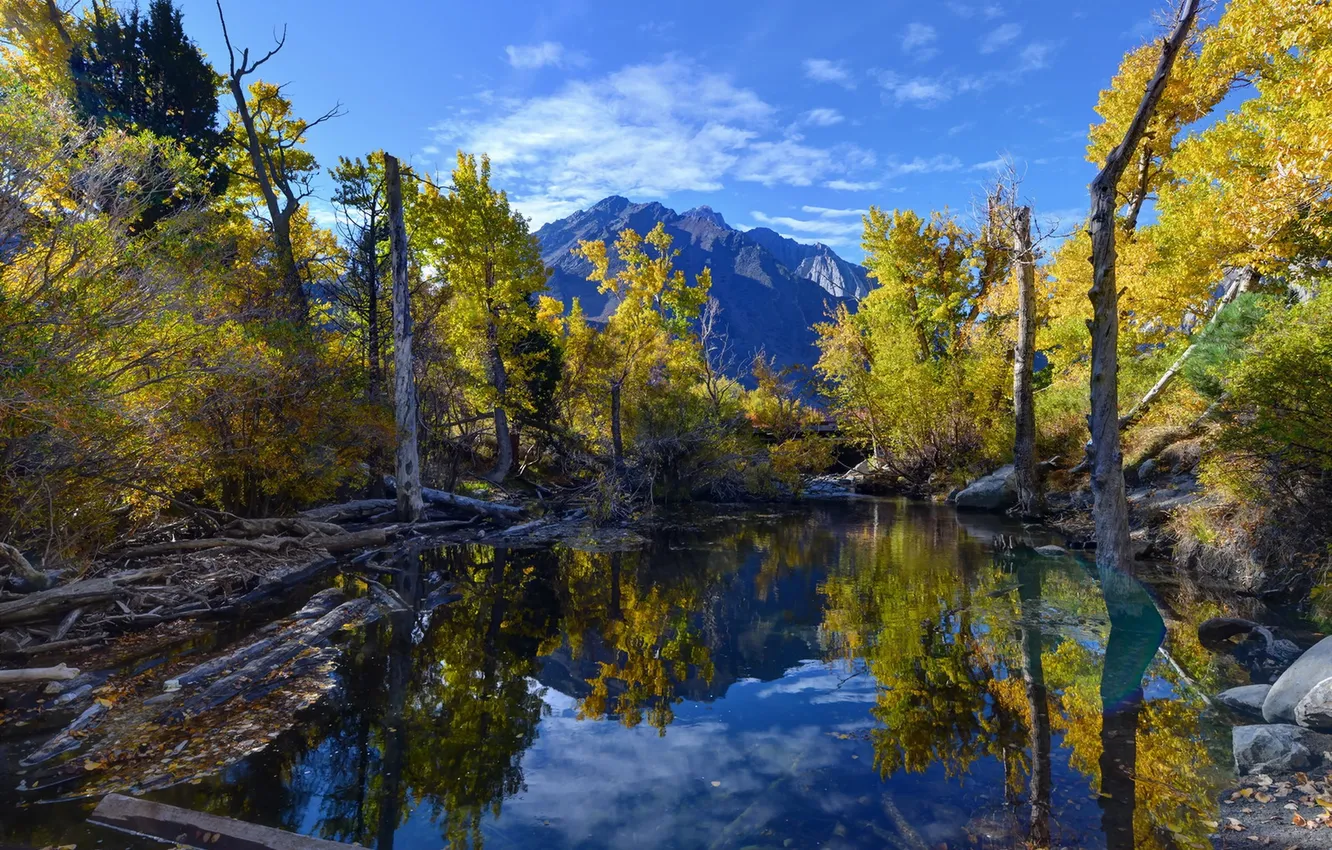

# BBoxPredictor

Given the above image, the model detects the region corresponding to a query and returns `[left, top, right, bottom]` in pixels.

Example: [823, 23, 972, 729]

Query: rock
[1199, 617, 1261, 650]
[1138, 458, 1159, 481]
[1264, 635, 1332, 723]
[1034, 545, 1069, 558]
[1233, 724, 1332, 775]
[954, 465, 1017, 512]
[1130, 528, 1153, 559]
[1215, 684, 1271, 718]
[1295, 677, 1332, 731]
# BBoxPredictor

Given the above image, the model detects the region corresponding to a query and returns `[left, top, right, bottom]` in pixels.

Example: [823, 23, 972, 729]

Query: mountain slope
[534, 196, 871, 372]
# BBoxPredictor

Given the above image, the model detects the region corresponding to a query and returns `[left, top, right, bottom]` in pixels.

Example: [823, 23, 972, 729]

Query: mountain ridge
[533, 196, 872, 372]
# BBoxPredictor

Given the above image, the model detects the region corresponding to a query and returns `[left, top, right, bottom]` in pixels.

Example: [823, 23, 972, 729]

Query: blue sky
[179, 0, 1191, 260]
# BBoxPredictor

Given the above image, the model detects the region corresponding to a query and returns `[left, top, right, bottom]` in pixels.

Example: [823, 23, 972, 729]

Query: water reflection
[4, 500, 1237, 850]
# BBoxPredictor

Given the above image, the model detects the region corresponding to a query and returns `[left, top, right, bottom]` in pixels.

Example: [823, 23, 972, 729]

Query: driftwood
[0, 541, 50, 590]
[421, 486, 524, 519]
[221, 517, 346, 538]
[163, 597, 381, 721]
[20, 700, 108, 767]
[0, 662, 80, 684]
[121, 529, 388, 561]
[0, 567, 164, 626]
[91, 792, 353, 850]
[300, 498, 396, 524]
[5, 634, 110, 657]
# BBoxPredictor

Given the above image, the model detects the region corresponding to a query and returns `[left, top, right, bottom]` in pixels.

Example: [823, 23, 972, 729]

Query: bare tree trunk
[1118, 266, 1256, 430]
[1012, 205, 1043, 518]
[484, 263, 513, 483]
[1087, 0, 1199, 576]
[367, 253, 382, 403]
[0, 541, 50, 589]
[610, 382, 624, 469]
[1017, 558, 1052, 848]
[385, 154, 422, 523]
[1122, 145, 1153, 236]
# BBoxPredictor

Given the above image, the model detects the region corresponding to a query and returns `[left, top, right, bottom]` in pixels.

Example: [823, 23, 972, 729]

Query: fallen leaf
[1256, 792, 1274, 804]
[1293, 813, 1308, 827]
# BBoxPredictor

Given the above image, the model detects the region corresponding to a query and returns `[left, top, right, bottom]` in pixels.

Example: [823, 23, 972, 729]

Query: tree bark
[1012, 205, 1043, 518]
[1018, 559, 1052, 848]
[484, 262, 513, 483]
[1087, 0, 1198, 577]
[385, 154, 423, 523]
[1118, 266, 1256, 430]
[610, 381, 625, 468]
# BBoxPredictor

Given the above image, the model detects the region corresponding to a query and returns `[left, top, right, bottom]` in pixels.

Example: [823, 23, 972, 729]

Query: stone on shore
[1215, 684, 1270, 718]
[954, 465, 1016, 512]
[1294, 677, 1332, 732]
[1262, 635, 1332, 723]
[1233, 724, 1332, 775]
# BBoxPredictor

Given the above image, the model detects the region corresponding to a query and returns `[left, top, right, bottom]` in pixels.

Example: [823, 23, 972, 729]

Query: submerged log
[163, 597, 381, 721]
[90, 793, 353, 850]
[0, 663, 80, 684]
[20, 700, 108, 767]
[0, 568, 164, 626]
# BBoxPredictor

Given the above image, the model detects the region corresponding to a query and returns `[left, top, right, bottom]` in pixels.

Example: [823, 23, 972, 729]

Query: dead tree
[1012, 205, 1043, 518]
[215, 1, 340, 322]
[1086, 0, 1200, 576]
[385, 154, 423, 522]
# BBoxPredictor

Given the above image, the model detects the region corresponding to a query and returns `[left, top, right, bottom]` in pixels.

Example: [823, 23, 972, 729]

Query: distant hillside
[533, 196, 872, 372]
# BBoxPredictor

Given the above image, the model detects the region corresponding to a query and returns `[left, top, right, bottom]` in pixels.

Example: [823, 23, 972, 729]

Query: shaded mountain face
[534, 196, 872, 372]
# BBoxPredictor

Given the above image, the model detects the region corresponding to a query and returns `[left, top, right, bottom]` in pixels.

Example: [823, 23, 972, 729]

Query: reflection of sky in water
[371, 656, 1123, 850]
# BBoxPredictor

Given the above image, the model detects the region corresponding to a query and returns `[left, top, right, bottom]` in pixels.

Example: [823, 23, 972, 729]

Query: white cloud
[970, 157, 1007, 171]
[749, 210, 863, 245]
[1019, 42, 1053, 71]
[901, 23, 938, 60]
[505, 41, 585, 70]
[824, 179, 882, 191]
[435, 58, 874, 226]
[802, 107, 844, 126]
[947, 121, 975, 136]
[803, 58, 855, 89]
[979, 22, 1021, 54]
[801, 205, 868, 218]
[878, 72, 952, 107]
[884, 155, 963, 178]
[947, 1, 1004, 18]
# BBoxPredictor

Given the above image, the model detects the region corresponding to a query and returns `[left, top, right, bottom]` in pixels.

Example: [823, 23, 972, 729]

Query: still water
[7, 499, 1241, 849]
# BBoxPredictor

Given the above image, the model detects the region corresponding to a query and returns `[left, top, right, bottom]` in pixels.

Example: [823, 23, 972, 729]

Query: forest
[1, 0, 1327, 603]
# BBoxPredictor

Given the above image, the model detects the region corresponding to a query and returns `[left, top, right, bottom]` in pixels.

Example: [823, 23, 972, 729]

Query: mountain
[533, 196, 872, 372]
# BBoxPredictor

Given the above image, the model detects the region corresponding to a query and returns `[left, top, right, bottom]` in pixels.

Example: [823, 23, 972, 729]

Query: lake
[3, 499, 1244, 849]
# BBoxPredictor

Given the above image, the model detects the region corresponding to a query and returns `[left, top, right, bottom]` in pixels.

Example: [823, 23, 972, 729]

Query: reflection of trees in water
[818, 514, 1221, 850]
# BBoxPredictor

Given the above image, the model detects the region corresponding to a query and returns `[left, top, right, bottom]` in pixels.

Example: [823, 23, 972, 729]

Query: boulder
[1216, 684, 1271, 718]
[954, 465, 1017, 512]
[1138, 458, 1159, 481]
[1295, 677, 1332, 732]
[1233, 724, 1332, 775]
[1034, 545, 1069, 558]
[1263, 635, 1332, 723]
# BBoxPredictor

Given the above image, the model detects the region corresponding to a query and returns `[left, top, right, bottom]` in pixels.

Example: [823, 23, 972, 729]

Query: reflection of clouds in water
[495, 677, 851, 848]
[756, 660, 879, 704]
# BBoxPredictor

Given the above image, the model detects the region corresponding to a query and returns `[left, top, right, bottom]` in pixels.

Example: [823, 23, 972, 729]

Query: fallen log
[90, 793, 353, 850]
[120, 537, 289, 559]
[0, 663, 80, 684]
[300, 499, 395, 524]
[0, 568, 164, 626]
[221, 517, 346, 539]
[0, 542, 50, 590]
[421, 486, 525, 519]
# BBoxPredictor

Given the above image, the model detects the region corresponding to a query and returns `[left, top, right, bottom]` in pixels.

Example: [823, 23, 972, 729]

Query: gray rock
[1296, 677, 1332, 731]
[1233, 724, 1332, 775]
[1264, 635, 1332, 723]
[1034, 545, 1070, 558]
[1216, 684, 1271, 718]
[954, 465, 1017, 512]
[1138, 458, 1159, 481]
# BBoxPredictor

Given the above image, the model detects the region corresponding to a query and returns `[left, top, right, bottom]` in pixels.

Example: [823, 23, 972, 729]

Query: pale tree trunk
[1012, 205, 1043, 518]
[483, 262, 513, 483]
[1087, 0, 1199, 577]
[1118, 265, 1256, 430]
[610, 382, 624, 469]
[385, 155, 422, 523]
[1018, 558, 1052, 849]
